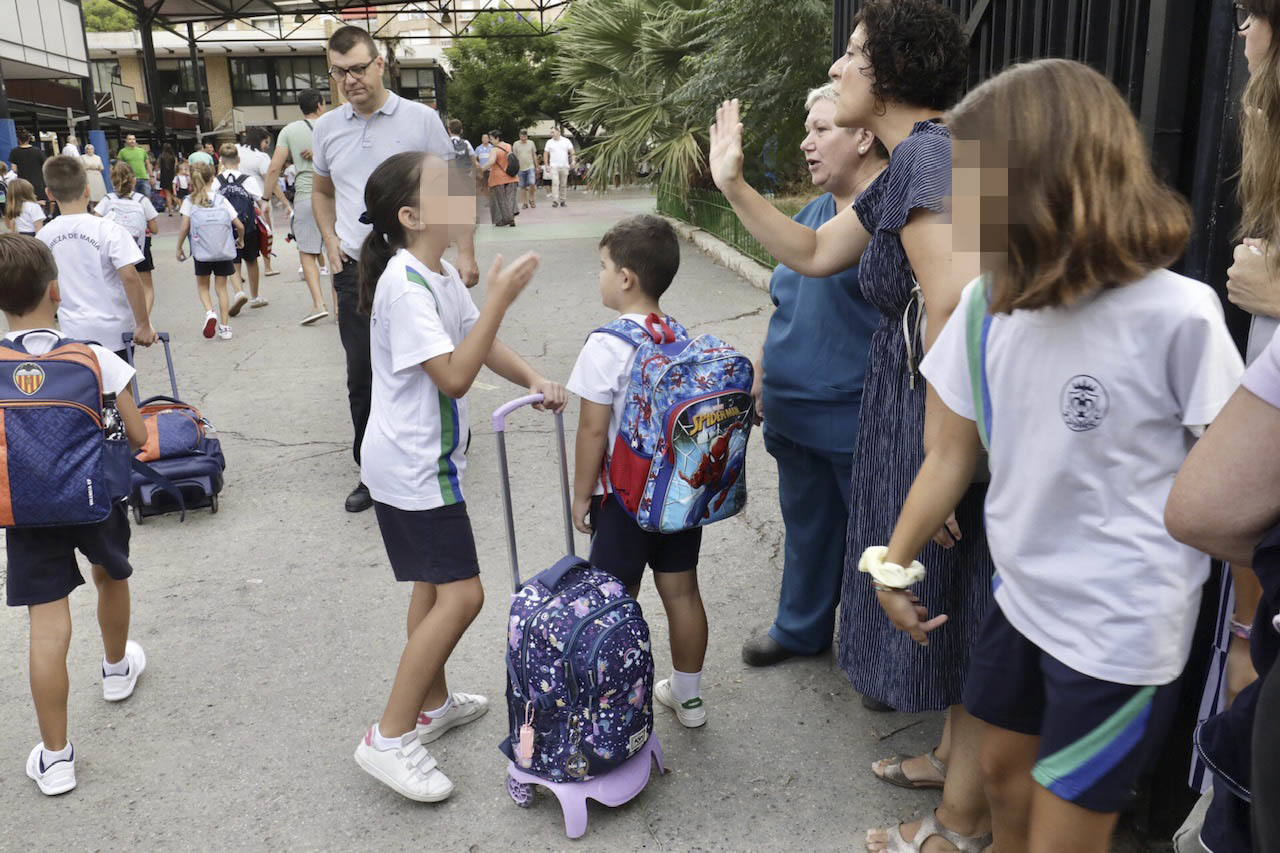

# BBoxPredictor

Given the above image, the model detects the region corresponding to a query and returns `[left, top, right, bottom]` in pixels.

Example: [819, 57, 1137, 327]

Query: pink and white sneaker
[353, 727, 453, 802]
[415, 692, 489, 744]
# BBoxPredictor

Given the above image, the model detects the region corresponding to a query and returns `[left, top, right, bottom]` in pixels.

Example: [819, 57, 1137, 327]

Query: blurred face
[407, 154, 476, 234]
[951, 139, 1011, 285]
[481, 134, 490, 145]
[328, 43, 384, 110]
[598, 246, 625, 310]
[520, 132, 528, 142]
[205, 143, 215, 153]
[801, 99, 864, 189]
[552, 128, 562, 139]
[85, 145, 94, 154]
[829, 25, 877, 128]
[1242, 8, 1275, 74]
[126, 135, 137, 147]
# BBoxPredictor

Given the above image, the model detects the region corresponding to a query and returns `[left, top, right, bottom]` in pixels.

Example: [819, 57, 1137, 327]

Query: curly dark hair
[854, 0, 969, 111]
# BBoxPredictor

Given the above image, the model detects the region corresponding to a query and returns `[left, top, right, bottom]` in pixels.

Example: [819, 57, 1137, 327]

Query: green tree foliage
[556, 0, 712, 192]
[444, 9, 597, 146]
[556, 0, 829, 193]
[682, 0, 831, 192]
[83, 0, 137, 31]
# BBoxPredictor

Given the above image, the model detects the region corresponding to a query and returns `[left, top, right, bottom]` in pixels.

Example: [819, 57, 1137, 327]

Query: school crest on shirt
[12, 362, 44, 396]
[1060, 374, 1108, 432]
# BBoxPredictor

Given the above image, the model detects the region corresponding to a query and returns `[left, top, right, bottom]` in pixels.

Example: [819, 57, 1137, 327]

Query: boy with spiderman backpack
[567, 215, 754, 729]
[0, 235, 150, 797]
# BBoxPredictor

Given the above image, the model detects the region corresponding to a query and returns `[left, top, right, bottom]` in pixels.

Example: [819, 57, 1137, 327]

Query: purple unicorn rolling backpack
[492, 394, 663, 837]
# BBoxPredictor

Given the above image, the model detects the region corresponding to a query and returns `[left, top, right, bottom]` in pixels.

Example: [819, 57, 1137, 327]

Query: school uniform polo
[310, 92, 455, 260]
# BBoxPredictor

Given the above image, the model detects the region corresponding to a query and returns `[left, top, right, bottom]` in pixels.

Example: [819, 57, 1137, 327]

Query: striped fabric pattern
[836, 122, 997, 713]
[1032, 686, 1156, 801]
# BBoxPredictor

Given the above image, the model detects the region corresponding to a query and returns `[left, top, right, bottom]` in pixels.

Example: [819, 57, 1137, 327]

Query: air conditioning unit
[185, 101, 199, 113]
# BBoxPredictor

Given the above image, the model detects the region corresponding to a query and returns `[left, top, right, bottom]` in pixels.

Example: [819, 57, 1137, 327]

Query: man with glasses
[312, 25, 479, 514]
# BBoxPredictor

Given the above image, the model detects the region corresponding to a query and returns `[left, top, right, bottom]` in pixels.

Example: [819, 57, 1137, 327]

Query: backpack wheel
[507, 775, 534, 808]
[210, 493, 219, 514]
[132, 503, 144, 525]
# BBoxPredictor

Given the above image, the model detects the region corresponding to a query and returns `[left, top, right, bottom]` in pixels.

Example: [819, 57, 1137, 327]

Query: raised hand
[488, 251, 540, 308]
[709, 99, 746, 192]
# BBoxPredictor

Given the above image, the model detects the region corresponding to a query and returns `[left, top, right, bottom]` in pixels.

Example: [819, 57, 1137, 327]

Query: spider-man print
[678, 420, 746, 527]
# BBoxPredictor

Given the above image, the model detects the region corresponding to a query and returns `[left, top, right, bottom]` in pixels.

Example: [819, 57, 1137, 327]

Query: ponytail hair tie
[358, 210, 372, 224]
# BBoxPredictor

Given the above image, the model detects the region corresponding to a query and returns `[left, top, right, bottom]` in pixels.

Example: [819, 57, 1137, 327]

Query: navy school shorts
[588, 494, 701, 589]
[194, 259, 236, 277]
[963, 605, 1181, 813]
[5, 501, 132, 606]
[373, 500, 480, 585]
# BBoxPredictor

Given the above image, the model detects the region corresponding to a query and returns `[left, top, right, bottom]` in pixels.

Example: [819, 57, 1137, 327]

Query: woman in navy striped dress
[711, 2, 993, 849]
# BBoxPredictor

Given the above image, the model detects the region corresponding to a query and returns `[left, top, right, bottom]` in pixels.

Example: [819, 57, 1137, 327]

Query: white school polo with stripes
[361, 248, 480, 511]
[310, 92, 455, 259]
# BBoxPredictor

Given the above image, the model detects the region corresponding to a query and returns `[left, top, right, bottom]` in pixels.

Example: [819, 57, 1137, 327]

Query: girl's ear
[397, 205, 425, 234]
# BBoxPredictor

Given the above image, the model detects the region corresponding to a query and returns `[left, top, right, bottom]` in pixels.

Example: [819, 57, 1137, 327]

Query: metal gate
[834, 0, 1250, 342]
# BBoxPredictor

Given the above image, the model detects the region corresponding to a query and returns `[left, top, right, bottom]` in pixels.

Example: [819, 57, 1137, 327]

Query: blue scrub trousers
[764, 427, 854, 655]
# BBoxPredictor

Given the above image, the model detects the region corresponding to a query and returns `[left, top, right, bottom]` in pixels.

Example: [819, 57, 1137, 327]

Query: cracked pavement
[0, 189, 969, 850]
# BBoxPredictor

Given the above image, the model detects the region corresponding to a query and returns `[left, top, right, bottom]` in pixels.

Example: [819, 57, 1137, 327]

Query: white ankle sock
[669, 669, 702, 703]
[371, 723, 406, 751]
[41, 743, 73, 766]
[421, 695, 453, 721]
[103, 656, 129, 677]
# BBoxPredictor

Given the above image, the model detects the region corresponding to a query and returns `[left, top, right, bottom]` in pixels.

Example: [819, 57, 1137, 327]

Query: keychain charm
[517, 702, 535, 768]
[565, 716, 589, 779]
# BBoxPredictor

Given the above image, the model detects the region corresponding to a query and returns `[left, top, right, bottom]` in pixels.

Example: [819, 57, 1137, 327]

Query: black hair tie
[358, 210, 372, 224]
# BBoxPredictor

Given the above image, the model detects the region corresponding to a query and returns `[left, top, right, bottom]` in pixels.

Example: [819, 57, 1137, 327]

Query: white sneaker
[415, 692, 489, 744]
[300, 309, 329, 326]
[319, 266, 330, 276]
[218, 325, 233, 341]
[102, 640, 147, 702]
[655, 678, 706, 728]
[229, 291, 249, 317]
[26, 743, 75, 795]
[354, 728, 454, 802]
[249, 297, 269, 309]
[201, 310, 217, 339]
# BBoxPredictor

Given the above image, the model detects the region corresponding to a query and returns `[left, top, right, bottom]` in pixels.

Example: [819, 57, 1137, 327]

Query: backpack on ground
[216, 173, 256, 232]
[502, 557, 654, 783]
[595, 314, 754, 533]
[502, 146, 520, 177]
[103, 191, 148, 250]
[187, 200, 237, 262]
[0, 335, 154, 526]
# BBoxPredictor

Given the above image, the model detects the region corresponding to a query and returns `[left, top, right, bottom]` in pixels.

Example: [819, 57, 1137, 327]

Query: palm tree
[555, 0, 712, 193]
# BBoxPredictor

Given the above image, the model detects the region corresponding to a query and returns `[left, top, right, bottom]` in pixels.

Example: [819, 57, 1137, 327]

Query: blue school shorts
[963, 605, 1181, 812]
[5, 502, 132, 606]
[588, 494, 701, 589]
[373, 500, 479, 585]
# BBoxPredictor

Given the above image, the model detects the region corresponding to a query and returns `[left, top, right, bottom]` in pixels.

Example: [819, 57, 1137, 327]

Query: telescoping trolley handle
[121, 331, 179, 402]
[492, 394, 576, 593]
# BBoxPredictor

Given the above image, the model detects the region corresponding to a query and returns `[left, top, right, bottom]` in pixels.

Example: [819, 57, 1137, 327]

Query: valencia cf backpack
[0, 335, 133, 526]
[594, 313, 754, 533]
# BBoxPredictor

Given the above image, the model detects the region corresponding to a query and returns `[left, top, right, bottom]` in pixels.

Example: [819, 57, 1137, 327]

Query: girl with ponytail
[350, 150, 566, 803]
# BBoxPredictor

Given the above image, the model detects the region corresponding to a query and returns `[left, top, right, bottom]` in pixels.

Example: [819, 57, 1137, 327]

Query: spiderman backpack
[595, 313, 754, 533]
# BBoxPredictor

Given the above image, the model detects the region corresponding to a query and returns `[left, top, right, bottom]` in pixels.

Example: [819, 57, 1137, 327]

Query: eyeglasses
[1236, 3, 1254, 31]
[329, 60, 375, 81]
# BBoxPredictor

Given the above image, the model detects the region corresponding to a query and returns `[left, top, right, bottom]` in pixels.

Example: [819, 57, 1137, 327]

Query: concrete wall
[204, 55, 233, 129]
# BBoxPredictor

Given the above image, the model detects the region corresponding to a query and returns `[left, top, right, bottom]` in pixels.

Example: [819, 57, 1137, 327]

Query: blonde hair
[110, 160, 136, 196]
[946, 59, 1190, 314]
[4, 179, 37, 229]
[189, 161, 215, 207]
[1239, 1, 1280, 251]
[218, 143, 239, 165]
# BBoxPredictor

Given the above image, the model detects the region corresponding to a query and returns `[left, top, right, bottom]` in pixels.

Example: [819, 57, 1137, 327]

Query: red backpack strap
[644, 313, 676, 343]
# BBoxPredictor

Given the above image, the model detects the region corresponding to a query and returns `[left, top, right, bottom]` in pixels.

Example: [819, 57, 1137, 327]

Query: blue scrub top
[761, 193, 879, 454]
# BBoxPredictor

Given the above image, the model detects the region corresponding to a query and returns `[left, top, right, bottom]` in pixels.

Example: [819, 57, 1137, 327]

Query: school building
[2, 1, 569, 165]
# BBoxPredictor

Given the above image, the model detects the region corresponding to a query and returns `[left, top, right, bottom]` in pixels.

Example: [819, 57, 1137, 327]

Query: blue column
[88, 129, 109, 174]
[0, 120, 16, 166]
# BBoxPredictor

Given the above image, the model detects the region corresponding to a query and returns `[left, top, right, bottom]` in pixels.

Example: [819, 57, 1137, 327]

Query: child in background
[35, 157, 154, 354]
[172, 162, 191, 204]
[97, 162, 160, 313]
[567, 215, 711, 728]
[350, 151, 564, 802]
[176, 161, 244, 341]
[863, 60, 1244, 852]
[0, 234, 149, 796]
[5, 179, 44, 235]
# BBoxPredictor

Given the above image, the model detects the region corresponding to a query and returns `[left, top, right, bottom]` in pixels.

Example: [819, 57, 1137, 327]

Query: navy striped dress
[835, 121, 996, 713]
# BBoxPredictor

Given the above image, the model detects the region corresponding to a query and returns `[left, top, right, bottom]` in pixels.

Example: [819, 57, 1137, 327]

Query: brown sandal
[866, 811, 992, 852]
[872, 748, 947, 790]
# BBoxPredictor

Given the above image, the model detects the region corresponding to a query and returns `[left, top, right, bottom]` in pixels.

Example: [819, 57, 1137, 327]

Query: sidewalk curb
[660, 216, 773, 293]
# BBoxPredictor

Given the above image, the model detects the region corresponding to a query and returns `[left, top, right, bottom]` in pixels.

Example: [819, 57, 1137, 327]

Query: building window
[91, 60, 121, 94]
[275, 57, 329, 102]
[156, 60, 208, 108]
[399, 68, 436, 103]
[230, 58, 272, 106]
